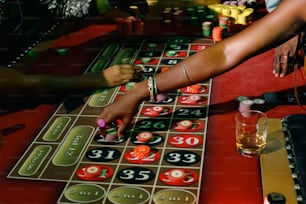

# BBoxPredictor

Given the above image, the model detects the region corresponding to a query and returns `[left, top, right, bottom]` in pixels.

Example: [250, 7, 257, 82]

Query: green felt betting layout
[8, 37, 214, 204]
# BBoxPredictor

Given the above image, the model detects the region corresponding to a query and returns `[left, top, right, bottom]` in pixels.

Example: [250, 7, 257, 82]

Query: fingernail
[97, 118, 106, 127]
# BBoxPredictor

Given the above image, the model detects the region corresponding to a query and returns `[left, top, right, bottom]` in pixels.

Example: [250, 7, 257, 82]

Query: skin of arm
[0, 64, 142, 96]
[98, 0, 306, 135]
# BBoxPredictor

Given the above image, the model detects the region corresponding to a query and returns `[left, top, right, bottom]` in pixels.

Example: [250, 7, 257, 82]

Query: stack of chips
[133, 18, 145, 34]
[172, 11, 184, 27]
[196, 6, 207, 23]
[238, 99, 254, 113]
[97, 119, 119, 141]
[230, 7, 241, 23]
[116, 16, 144, 37]
[156, 93, 168, 103]
[202, 21, 212, 37]
[237, 96, 266, 112]
[177, 120, 193, 130]
[207, 3, 254, 26]
[168, 169, 187, 183]
[212, 26, 224, 42]
[222, 0, 256, 7]
[83, 166, 100, 178]
[160, 4, 254, 37]
[252, 98, 266, 110]
[137, 132, 153, 143]
[185, 6, 209, 26]
[133, 145, 151, 159]
[186, 84, 203, 93]
[162, 7, 185, 28]
[206, 14, 217, 26]
[218, 15, 230, 30]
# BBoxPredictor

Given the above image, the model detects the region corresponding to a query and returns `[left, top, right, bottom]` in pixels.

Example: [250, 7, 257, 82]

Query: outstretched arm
[0, 64, 142, 96]
[98, 0, 306, 135]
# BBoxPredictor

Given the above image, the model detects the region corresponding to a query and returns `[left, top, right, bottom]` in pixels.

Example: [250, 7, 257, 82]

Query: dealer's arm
[0, 65, 142, 96]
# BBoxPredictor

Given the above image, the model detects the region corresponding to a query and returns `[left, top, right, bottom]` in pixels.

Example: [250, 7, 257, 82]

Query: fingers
[273, 35, 300, 78]
[119, 64, 144, 81]
[273, 55, 289, 78]
[117, 119, 129, 136]
[119, 64, 144, 72]
[97, 111, 110, 125]
[97, 108, 131, 137]
[103, 64, 144, 87]
[273, 55, 281, 77]
[96, 117, 128, 137]
[119, 64, 137, 74]
[134, 64, 144, 72]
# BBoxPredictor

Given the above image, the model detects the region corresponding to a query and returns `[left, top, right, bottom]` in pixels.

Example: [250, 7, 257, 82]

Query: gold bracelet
[181, 61, 192, 84]
[153, 75, 158, 98]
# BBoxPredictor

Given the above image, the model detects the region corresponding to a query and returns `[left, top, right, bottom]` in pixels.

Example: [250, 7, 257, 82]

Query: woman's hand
[97, 84, 146, 136]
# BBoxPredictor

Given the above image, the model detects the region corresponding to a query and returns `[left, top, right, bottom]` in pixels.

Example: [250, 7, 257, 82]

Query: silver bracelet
[153, 75, 158, 98]
[148, 75, 159, 103]
[181, 61, 192, 84]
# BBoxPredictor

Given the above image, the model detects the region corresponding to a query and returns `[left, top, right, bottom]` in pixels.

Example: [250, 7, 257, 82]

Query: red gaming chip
[178, 95, 208, 105]
[159, 168, 199, 186]
[181, 84, 207, 94]
[173, 120, 205, 132]
[133, 145, 151, 159]
[137, 132, 153, 143]
[124, 148, 161, 164]
[76, 164, 114, 181]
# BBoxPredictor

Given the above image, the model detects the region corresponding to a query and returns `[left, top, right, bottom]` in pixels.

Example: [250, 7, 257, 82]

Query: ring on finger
[280, 55, 289, 64]
[274, 55, 289, 64]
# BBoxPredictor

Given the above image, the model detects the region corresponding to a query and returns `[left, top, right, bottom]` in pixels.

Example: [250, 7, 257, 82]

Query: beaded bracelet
[148, 76, 155, 103]
[181, 61, 192, 84]
[148, 75, 158, 103]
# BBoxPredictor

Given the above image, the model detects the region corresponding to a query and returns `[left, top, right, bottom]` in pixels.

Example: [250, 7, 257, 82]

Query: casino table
[0, 18, 305, 204]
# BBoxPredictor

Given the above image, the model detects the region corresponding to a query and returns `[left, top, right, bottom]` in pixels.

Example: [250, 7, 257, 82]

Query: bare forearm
[0, 67, 104, 95]
[153, 0, 306, 94]
[23, 74, 105, 95]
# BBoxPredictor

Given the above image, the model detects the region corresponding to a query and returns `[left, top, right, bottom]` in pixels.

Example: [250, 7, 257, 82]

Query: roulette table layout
[7, 37, 214, 204]
[2, 20, 306, 203]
